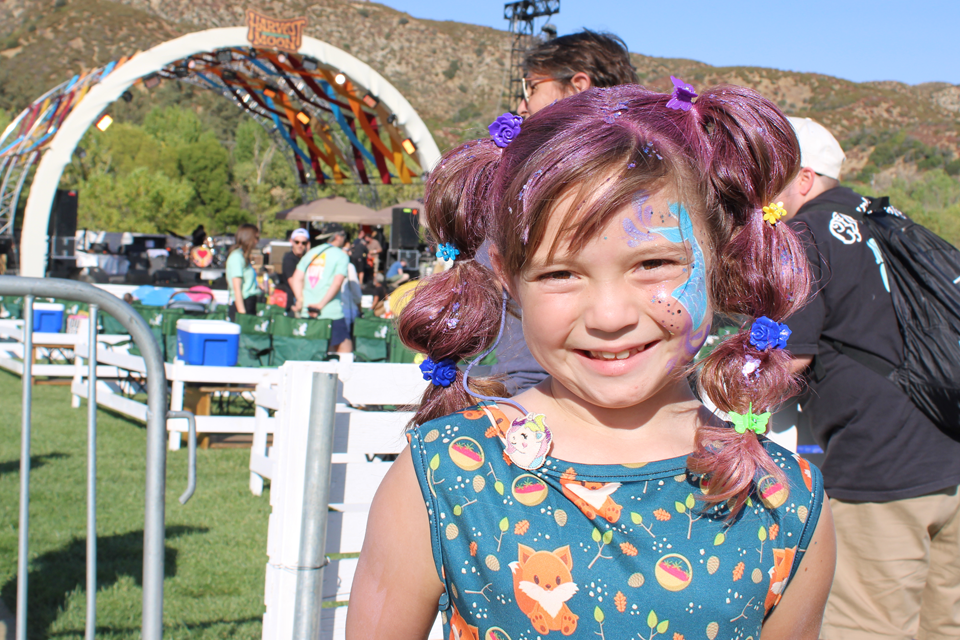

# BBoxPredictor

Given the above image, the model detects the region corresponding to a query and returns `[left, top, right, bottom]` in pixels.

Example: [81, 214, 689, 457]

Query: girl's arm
[760, 499, 837, 639]
[346, 446, 445, 640]
[231, 277, 245, 313]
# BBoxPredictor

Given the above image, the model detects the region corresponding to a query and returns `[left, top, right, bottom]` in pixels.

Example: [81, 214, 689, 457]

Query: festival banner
[246, 10, 307, 53]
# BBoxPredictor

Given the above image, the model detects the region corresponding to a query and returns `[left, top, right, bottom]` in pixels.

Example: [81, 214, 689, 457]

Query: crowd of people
[222, 220, 431, 355]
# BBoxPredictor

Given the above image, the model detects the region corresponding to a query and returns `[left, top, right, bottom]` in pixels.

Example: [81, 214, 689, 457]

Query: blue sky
[378, 0, 960, 85]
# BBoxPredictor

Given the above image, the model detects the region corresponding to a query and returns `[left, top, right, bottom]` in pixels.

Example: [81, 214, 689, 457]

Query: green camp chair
[234, 313, 273, 367]
[353, 316, 393, 362]
[270, 315, 331, 366]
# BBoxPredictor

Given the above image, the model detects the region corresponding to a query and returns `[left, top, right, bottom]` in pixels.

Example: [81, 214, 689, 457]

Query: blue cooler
[176, 319, 240, 366]
[33, 302, 65, 333]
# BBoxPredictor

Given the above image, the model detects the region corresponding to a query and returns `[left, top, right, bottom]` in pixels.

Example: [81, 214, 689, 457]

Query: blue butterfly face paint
[623, 195, 711, 363]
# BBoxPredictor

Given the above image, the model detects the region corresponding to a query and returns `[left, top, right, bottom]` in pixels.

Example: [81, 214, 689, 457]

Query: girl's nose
[583, 283, 641, 335]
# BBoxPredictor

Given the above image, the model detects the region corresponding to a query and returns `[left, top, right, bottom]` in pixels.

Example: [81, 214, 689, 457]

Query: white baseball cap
[787, 117, 846, 180]
[290, 228, 310, 241]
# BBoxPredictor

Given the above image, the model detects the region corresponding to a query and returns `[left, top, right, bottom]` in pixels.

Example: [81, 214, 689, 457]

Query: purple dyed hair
[397, 84, 810, 515]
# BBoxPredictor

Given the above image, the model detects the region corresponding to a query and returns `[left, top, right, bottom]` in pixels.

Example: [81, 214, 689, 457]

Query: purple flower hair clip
[420, 357, 458, 387]
[488, 113, 522, 148]
[666, 75, 698, 112]
[749, 316, 791, 351]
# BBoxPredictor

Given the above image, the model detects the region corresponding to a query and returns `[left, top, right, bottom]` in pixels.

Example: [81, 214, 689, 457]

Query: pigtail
[396, 139, 509, 429]
[684, 86, 810, 514]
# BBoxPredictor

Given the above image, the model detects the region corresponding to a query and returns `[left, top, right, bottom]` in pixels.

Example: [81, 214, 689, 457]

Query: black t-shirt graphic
[788, 186, 960, 501]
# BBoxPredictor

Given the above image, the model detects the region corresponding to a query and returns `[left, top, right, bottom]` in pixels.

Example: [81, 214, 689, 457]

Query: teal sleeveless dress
[408, 402, 824, 640]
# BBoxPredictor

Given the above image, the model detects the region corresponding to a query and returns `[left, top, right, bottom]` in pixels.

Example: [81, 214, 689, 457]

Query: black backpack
[817, 196, 960, 438]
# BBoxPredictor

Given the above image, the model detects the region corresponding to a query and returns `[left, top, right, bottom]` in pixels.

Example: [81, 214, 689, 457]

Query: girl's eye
[640, 259, 672, 270]
[539, 270, 573, 280]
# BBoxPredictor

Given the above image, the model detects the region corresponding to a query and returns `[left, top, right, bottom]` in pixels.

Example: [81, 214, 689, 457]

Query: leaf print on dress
[510, 544, 579, 636]
[559, 468, 622, 523]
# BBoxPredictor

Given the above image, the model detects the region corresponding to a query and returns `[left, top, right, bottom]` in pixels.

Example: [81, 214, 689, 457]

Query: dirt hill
[2, 0, 959, 178]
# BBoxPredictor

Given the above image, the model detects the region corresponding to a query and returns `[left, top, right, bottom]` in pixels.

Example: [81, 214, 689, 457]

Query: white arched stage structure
[13, 27, 441, 277]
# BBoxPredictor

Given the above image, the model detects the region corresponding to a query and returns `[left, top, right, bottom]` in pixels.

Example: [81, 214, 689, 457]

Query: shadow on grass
[0, 452, 70, 478]
[46, 616, 263, 637]
[0, 525, 207, 639]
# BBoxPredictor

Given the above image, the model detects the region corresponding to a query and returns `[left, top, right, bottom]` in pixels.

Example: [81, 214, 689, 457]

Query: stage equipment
[502, 0, 561, 108]
[390, 207, 421, 250]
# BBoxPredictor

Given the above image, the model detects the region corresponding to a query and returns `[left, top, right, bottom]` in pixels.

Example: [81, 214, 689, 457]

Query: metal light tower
[502, 0, 560, 111]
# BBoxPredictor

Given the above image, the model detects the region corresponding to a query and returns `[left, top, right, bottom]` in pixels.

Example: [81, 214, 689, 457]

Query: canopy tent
[275, 195, 387, 225]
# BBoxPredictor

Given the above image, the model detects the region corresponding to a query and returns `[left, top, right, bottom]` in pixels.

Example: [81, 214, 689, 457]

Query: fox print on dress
[510, 544, 580, 636]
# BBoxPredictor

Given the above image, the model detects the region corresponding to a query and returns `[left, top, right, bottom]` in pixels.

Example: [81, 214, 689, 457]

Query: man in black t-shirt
[349, 231, 370, 284]
[780, 117, 960, 640]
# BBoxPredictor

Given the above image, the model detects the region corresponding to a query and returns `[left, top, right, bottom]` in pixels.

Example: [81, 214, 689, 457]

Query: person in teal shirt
[289, 222, 352, 353]
[225, 223, 262, 321]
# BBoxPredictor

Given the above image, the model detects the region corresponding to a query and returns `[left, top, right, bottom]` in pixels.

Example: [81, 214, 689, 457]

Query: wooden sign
[246, 10, 306, 53]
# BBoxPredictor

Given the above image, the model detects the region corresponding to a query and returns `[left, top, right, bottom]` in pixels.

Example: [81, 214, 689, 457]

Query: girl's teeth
[592, 350, 634, 360]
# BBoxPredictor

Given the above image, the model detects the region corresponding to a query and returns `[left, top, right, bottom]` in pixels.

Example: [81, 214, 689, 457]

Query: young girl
[348, 83, 835, 640]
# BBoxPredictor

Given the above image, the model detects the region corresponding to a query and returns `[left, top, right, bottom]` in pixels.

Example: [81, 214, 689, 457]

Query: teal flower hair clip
[728, 403, 771, 435]
[436, 242, 460, 262]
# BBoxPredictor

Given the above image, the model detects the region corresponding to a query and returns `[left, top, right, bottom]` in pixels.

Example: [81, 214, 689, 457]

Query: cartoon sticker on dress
[503, 413, 552, 470]
[449, 602, 480, 640]
[828, 211, 862, 244]
[559, 468, 622, 523]
[510, 544, 580, 636]
[764, 546, 797, 613]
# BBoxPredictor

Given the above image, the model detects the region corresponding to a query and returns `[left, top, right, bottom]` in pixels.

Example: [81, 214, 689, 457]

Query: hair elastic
[666, 75, 698, 111]
[728, 403, 771, 435]
[420, 357, 458, 387]
[460, 289, 528, 416]
[749, 316, 791, 351]
[762, 201, 786, 226]
[488, 113, 522, 148]
[435, 242, 461, 261]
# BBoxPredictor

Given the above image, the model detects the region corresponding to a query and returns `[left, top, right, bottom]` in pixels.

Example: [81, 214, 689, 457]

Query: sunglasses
[521, 76, 569, 102]
[292, 240, 309, 246]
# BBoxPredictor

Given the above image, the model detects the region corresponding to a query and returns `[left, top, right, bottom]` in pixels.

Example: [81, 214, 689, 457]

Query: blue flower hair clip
[420, 357, 458, 387]
[666, 75, 698, 111]
[436, 242, 460, 262]
[749, 316, 791, 350]
[488, 113, 522, 148]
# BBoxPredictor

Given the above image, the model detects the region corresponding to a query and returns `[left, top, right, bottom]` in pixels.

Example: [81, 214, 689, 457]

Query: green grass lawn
[0, 369, 271, 639]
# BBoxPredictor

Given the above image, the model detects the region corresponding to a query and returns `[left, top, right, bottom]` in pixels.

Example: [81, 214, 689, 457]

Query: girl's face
[511, 189, 713, 410]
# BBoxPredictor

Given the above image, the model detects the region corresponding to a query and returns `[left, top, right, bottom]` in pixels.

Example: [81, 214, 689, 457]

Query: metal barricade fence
[0, 276, 168, 640]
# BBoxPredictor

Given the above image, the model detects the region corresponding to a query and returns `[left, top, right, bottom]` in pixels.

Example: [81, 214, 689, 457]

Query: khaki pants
[821, 487, 960, 640]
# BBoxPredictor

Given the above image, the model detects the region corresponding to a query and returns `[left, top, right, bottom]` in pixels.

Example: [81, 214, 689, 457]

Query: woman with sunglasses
[277, 227, 311, 313]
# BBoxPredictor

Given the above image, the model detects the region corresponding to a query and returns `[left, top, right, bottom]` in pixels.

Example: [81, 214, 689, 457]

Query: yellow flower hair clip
[762, 201, 787, 226]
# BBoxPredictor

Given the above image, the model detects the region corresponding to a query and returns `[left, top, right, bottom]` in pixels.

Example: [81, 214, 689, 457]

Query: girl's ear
[488, 243, 520, 300]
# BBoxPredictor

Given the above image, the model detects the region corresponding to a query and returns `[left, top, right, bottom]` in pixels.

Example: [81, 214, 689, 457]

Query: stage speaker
[49, 189, 78, 238]
[390, 207, 421, 250]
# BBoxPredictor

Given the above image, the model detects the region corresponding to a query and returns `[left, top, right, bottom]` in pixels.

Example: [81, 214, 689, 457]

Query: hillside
[2, 0, 959, 240]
